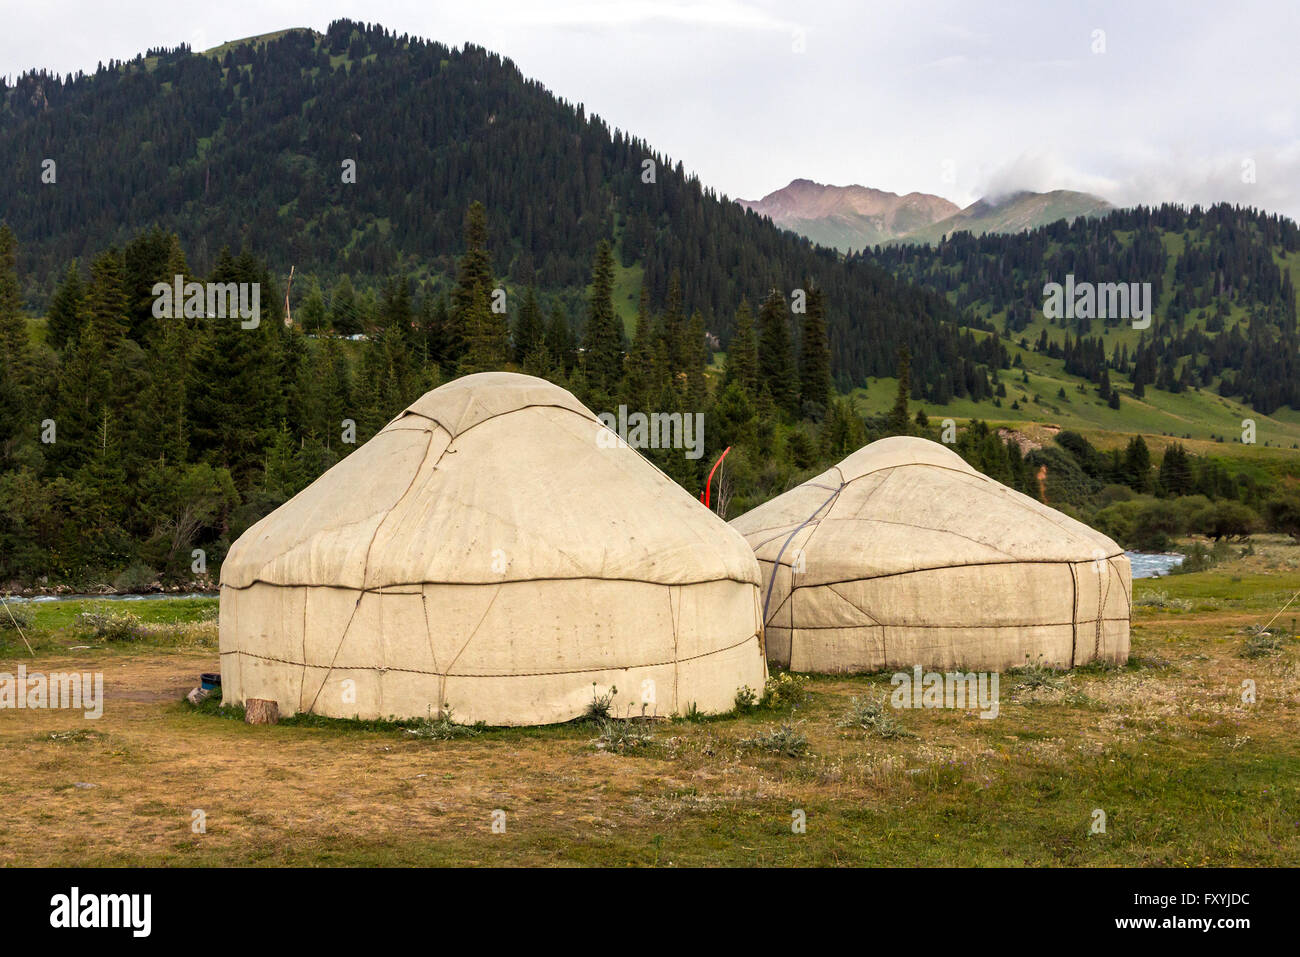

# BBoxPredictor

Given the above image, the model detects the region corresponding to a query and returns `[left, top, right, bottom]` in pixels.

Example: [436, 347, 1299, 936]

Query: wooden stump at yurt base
[244, 699, 280, 725]
[218, 372, 767, 727]
[730, 435, 1132, 674]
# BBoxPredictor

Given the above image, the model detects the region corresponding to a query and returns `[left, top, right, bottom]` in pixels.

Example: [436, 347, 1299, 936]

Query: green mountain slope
[864, 204, 1300, 416]
[893, 189, 1113, 245]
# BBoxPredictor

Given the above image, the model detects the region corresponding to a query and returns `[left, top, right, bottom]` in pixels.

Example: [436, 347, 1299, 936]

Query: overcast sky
[9, 1, 1299, 218]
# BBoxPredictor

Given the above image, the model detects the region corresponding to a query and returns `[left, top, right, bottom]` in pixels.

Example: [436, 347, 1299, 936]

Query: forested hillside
[864, 204, 1300, 413]
[0, 19, 1000, 397]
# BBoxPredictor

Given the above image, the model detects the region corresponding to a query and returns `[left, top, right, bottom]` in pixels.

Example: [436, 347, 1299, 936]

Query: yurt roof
[730, 435, 1123, 579]
[221, 372, 759, 592]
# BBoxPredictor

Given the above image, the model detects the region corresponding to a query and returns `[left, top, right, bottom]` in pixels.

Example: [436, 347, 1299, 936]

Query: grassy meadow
[1, 538, 1297, 867]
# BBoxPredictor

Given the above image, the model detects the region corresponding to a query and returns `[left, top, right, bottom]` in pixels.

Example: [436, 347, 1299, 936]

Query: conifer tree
[757, 288, 797, 414]
[661, 271, 687, 376]
[0, 225, 35, 463]
[458, 284, 507, 375]
[798, 284, 831, 419]
[185, 249, 284, 480]
[624, 286, 659, 406]
[329, 274, 361, 336]
[725, 298, 758, 397]
[686, 310, 708, 409]
[84, 249, 131, 344]
[888, 346, 911, 435]
[547, 304, 574, 374]
[582, 239, 624, 390]
[46, 261, 86, 352]
[452, 201, 508, 370]
[514, 286, 545, 364]
[298, 279, 327, 334]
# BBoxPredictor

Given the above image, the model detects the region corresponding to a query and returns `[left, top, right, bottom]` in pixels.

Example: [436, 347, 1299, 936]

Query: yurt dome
[219, 372, 767, 726]
[729, 436, 1130, 673]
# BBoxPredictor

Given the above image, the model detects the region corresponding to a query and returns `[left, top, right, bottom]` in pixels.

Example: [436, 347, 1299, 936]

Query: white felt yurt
[219, 372, 767, 725]
[729, 436, 1130, 673]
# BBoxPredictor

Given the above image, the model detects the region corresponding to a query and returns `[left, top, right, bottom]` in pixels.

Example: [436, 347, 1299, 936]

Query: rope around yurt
[761, 477, 846, 625]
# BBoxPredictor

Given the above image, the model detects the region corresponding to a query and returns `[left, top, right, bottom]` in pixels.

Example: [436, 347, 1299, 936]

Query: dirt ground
[2, 540, 1298, 866]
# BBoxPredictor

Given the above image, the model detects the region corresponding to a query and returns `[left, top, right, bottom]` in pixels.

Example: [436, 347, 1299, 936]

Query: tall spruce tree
[514, 286, 545, 365]
[725, 298, 759, 397]
[757, 288, 797, 414]
[46, 261, 85, 352]
[328, 274, 361, 336]
[84, 249, 131, 344]
[452, 201, 508, 372]
[798, 284, 831, 419]
[582, 239, 624, 390]
[685, 310, 708, 409]
[888, 346, 911, 435]
[624, 285, 659, 406]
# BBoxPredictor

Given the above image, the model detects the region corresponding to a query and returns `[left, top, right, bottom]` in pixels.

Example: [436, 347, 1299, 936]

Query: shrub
[1240, 626, 1290, 659]
[1093, 499, 1144, 546]
[838, 695, 914, 738]
[583, 683, 617, 721]
[1133, 589, 1192, 611]
[0, 601, 34, 631]
[1097, 483, 1136, 505]
[733, 685, 758, 711]
[593, 718, 654, 753]
[759, 671, 809, 710]
[1191, 501, 1259, 541]
[407, 706, 484, 740]
[1131, 499, 1182, 551]
[75, 605, 146, 642]
[739, 721, 809, 757]
[1170, 494, 1213, 530]
[1264, 492, 1300, 541]
[111, 562, 158, 593]
[1171, 539, 1233, 574]
[1011, 656, 1068, 690]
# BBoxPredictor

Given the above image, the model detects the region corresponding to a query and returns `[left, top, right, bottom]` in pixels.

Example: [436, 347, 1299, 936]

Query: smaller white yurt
[219, 372, 767, 726]
[729, 436, 1130, 673]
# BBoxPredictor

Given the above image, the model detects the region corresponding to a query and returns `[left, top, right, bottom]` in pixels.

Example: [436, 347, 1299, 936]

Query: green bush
[582, 683, 617, 721]
[593, 718, 655, 753]
[1240, 626, 1290, 659]
[1171, 539, 1233, 574]
[738, 721, 809, 757]
[0, 601, 35, 631]
[1097, 483, 1136, 505]
[838, 695, 914, 738]
[111, 562, 157, 593]
[1131, 499, 1182, 551]
[1190, 501, 1259, 541]
[759, 671, 809, 710]
[1134, 589, 1192, 611]
[406, 706, 484, 740]
[1264, 492, 1300, 541]
[1093, 499, 1144, 546]
[75, 605, 146, 642]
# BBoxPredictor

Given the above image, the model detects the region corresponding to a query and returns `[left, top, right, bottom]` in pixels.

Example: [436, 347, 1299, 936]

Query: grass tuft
[738, 721, 809, 757]
[837, 695, 915, 738]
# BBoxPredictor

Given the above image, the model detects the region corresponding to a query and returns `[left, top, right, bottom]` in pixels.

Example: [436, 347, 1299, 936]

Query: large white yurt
[729, 436, 1130, 673]
[219, 372, 767, 725]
